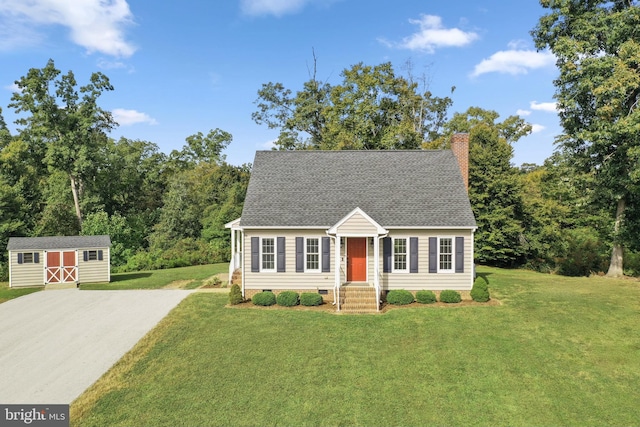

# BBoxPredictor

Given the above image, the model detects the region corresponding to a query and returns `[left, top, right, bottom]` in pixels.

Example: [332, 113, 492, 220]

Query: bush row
[386, 284, 490, 305]
[250, 291, 323, 307]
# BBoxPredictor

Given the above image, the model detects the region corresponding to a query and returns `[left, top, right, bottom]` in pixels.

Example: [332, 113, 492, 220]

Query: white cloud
[530, 124, 545, 133]
[241, 0, 310, 16]
[530, 101, 557, 113]
[381, 14, 478, 53]
[516, 109, 531, 117]
[112, 109, 157, 126]
[0, 0, 136, 57]
[259, 138, 277, 149]
[4, 82, 21, 93]
[471, 47, 555, 77]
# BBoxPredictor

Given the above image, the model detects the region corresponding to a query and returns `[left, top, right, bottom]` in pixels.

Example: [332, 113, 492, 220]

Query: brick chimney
[450, 133, 469, 191]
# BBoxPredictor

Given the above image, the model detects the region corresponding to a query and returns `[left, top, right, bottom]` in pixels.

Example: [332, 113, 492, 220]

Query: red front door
[347, 238, 367, 282]
[46, 251, 77, 283]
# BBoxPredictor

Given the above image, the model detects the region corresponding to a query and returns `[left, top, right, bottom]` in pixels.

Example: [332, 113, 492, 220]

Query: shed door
[347, 238, 367, 282]
[46, 251, 77, 283]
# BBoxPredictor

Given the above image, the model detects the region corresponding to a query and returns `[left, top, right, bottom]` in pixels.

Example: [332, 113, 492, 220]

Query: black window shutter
[383, 237, 392, 273]
[455, 236, 464, 273]
[34, 252, 39, 263]
[277, 237, 286, 272]
[17, 253, 23, 264]
[296, 237, 304, 272]
[410, 237, 419, 273]
[322, 236, 331, 272]
[429, 237, 437, 273]
[83, 251, 88, 262]
[98, 250, 104, 261]
[251, 237, 259, 272]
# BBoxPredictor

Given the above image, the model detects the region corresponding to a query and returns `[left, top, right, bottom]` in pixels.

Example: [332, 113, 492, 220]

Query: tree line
[1, 0, 638, 279]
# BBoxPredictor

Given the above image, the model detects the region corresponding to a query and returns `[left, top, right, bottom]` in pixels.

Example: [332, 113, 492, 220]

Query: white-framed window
[261, 238, 275, 272]
[393, 237, 408, 272]
[88, 250, 98, 261]
[438, 237, 454, 272]
[305, 237, 320, 272]
[19, 252, 36, 263]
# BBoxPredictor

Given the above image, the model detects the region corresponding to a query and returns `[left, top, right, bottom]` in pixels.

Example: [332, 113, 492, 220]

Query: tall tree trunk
[606, 198, 625, 277]
[70, 174, 83, 229]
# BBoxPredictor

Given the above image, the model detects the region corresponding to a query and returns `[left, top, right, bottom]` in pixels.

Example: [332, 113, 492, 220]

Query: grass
[81, 263, 227, 290]
[72, 266, 640, 426]
[0, 281, 41, 303]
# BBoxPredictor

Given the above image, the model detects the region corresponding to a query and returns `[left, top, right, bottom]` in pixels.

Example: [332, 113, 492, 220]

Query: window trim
[260, 237, 276, 272]
[304, 237, 321, 273]
[392, 237, 409, 273]
[437, 236, 455, 273]
[21, 252, 35, 263]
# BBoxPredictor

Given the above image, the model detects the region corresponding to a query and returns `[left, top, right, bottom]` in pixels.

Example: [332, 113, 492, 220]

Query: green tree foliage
[81, 210, 140, 268]
[8, 59, 115, 228]
[532, 0, 640, 276]
[438, 108, 530, 267]
[253, 61, 452, 150]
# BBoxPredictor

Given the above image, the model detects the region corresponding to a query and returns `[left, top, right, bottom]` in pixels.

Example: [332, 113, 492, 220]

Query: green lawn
[72, 266, 640, 426]
[0, 281, 41, 303]
[81, 263, 227, 290]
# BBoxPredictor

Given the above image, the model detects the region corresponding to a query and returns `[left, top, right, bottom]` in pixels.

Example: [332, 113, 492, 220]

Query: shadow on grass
[110, 272, 153, 282]
[476, 272, 492, 286]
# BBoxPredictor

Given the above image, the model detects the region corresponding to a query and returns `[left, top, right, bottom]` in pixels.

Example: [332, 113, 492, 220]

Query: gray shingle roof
[7, 235, 111, 251]
[240, 150, 476, 228]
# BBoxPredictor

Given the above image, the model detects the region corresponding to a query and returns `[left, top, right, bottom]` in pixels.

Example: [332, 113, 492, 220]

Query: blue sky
[0, 0, 561, 167]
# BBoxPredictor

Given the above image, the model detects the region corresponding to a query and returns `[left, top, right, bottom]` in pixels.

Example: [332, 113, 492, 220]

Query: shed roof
[240, 150, 476, 228]
[7, 235, 111, 251]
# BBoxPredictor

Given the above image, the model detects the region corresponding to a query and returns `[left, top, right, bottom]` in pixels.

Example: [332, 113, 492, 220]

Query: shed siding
[9, 247, 111, 287]
[243, 230, 335, 291]
[78, 248, 110, 283]
[336, 212, 380, 235]
[9, 250, 44, 288]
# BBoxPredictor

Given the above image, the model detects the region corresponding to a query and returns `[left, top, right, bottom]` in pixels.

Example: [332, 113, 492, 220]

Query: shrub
[386, 289, 414, 305]
[556, 227, 608, 276]
[300, 292, 323, 306]
[252, 291, 276, 306]
[470, 281, 490, 302]
[276, 291, 299, 307]
[416, 290, 437, 304]
[439, 290, 461, 303]
[228, 284, 243, 305]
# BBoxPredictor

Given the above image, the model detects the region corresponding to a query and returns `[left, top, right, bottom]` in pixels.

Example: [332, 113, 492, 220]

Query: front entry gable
[327, 207, 387, 236]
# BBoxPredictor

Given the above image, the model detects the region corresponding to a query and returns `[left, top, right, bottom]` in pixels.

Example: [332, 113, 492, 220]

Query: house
[226, 134, 476, 312]
[7, 235, 111, 288]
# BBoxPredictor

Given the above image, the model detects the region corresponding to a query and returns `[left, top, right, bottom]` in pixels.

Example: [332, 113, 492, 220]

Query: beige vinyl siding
[380, 229, 474, 291]
[335, 211, 380, 235]
[9, 250, 44, 288]
[243, 230, 335, 291]
[78, 248, 110, 283]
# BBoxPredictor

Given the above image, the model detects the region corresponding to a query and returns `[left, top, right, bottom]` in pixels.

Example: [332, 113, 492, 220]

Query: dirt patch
[199, 273, 228, 289]
[162, 280, 194, 289]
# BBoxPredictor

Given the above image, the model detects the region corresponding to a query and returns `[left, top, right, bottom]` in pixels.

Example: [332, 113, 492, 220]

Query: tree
[252, 61, 452, 150]
[169, 128, 231, 167]
[8, 59, 115, 228]
[532, 0, 640, 276]
[435, 108, 531, 267]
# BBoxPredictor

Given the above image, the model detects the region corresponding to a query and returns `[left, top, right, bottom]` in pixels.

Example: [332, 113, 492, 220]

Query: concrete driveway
[0, 289, 193, 404]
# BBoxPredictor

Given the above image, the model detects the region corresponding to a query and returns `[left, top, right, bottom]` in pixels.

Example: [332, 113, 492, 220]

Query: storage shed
[7, 235, 111, 288]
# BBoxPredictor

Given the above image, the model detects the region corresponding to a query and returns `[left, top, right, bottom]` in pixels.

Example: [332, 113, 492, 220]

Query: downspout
[376, 233, 388, 311]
